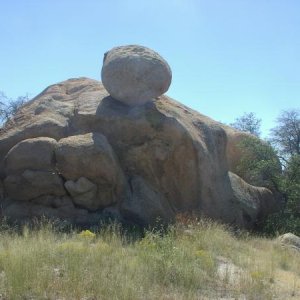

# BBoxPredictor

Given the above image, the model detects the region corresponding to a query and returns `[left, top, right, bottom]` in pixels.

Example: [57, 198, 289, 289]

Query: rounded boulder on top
[101, 45, 172, 106]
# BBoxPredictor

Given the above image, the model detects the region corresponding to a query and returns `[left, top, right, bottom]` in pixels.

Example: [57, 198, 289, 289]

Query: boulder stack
[0, 45, 279, 228]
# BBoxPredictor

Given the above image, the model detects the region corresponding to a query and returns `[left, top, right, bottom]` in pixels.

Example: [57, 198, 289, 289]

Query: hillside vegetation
[0, 218, 299, 299]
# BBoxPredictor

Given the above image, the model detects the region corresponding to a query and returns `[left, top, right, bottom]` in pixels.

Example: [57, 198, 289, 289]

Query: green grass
[0, 218, 299, 299]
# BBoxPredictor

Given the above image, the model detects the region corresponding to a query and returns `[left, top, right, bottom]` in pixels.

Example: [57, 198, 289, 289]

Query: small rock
[278, 233, 300, 251]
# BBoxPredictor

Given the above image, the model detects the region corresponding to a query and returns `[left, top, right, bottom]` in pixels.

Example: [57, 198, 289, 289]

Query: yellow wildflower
[78, 229, 96, 239]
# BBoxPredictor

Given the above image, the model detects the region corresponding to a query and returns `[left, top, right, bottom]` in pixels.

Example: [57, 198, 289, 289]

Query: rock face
[56, 132, 126, 211]
[229, 172, 277, 228]
[0, 78, 278, 227]
[101, 45, 172, 106]
[4, 137, 65, 201]
[0, 46, 278, 228]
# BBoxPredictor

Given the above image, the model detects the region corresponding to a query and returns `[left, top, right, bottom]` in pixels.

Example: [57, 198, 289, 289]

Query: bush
[236, 136, 281, 191]
[0, 92, 28, 125]
[263, 154, 300, 235]
[235, 136, 300, 235]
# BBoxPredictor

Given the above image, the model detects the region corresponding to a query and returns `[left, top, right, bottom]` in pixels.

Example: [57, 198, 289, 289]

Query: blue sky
[0, 0, 299, 137]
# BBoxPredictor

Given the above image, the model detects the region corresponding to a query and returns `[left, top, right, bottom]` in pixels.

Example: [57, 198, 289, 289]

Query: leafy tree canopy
[230, 112, 261, 137]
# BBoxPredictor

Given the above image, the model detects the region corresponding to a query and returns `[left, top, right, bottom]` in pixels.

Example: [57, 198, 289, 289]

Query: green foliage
[263, 211, 300, 236]
[231, 109, 300, 235]
[230, 112, 262, 137]
[235, 135, 300, 235]
[236, 136, 281, 191]
[282, 154, 300, 213]
[263, 154, 300, 235]
[270, 109, 300, 157]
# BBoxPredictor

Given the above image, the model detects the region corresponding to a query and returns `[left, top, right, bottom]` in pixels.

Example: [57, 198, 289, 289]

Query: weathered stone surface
[4, 137, 57, 174]
[2, 137, 65, 202]
[56, 133, 126, 210]
[0, 77, 278, 227]
[56, 133, 117, 180]
[31, 195, 74, 208]
[229, 172, 277, 228]
[3, 199, 89, 224]
[4, 170, 66, 201]
[65, 177, 98, 210]
[278, 233, 300, 251]
[221, 126, 252, 174]
[121, 176, 174, 225]
[101, 45, 172, 106]
[65, 177, 96, 196]
[0, 77, 102, 177]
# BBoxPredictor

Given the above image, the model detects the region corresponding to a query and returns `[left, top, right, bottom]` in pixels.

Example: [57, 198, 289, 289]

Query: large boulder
[0, 46, 279, 227]
[55, 132, 126, 210]
[229, 172, 277, 228]
[4, 137, 57, 173]
[101, 45, 172, 106]
[3, 137, 66, 201]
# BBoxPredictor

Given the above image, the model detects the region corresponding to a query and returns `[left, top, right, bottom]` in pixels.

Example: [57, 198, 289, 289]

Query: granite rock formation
[0, 45, 278, 228]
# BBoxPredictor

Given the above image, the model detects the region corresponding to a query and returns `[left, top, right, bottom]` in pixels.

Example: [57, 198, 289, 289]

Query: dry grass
[0, 218, 299, 299]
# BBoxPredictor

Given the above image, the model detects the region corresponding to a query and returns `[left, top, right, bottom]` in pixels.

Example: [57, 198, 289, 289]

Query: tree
[230, 112, 261, 137]
[263, 158, 300, 235]
[0, 92, 28, 125]
[282, 154, 300, 213]
[236, 135, 300, 235]
[270, 109, 300, 158]
[232, 110, 300, 235]
[236, 136, 281, 191]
